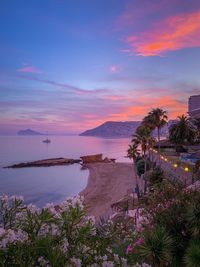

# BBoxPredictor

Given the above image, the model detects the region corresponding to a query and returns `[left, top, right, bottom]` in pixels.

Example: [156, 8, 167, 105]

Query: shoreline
[80, 162, 140, 219]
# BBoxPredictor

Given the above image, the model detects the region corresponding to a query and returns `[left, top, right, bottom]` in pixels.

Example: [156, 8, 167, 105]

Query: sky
[1, 0, 200, 134]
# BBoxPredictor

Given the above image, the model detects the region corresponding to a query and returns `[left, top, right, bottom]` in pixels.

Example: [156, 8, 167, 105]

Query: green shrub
[148, 167, 164, 186]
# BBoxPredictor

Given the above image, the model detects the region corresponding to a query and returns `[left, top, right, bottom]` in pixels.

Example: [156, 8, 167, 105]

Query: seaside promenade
[150, 150, 194, 186]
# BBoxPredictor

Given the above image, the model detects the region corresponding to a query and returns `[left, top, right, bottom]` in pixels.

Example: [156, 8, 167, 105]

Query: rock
[80, 154, 116, 164]
[80, 154, 103, 164]
[4, 158, 81, 168]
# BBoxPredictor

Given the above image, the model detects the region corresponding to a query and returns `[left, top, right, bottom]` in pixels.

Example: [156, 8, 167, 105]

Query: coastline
[80, 162, 140, 219]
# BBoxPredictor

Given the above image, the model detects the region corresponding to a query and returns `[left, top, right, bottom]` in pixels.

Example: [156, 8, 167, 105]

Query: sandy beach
[80, 162, 140, 219]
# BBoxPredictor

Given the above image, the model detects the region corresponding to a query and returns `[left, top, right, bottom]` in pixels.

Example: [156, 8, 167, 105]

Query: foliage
[142, 108, 168, 155]
[142, 108, 168, 133]
[169, 115, 197, 147]
[147, 167, 164, 186]
[132, 126, 153, 157]
[139, 227, 173, 267]
[127, 144, 140, 162]
[140, 181, 200, 266]
[185, 240, 200, 267]
[1, 178, 200, 267]
[0, 195, 130, 267]
[136, 159, 150, 176]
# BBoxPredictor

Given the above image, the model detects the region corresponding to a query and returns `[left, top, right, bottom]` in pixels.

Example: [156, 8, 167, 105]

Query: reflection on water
[0, 135, 131, 206]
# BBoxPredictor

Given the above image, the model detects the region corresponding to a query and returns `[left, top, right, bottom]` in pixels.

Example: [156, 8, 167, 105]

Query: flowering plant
[0, 194, 133, 267]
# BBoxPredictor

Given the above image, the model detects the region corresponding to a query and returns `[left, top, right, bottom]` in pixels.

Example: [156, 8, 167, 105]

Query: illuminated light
[173, 163, 178, 168]
[184, 167, 189, 172]
[164, 158, 168, 162]
[161, 156, 164, 159]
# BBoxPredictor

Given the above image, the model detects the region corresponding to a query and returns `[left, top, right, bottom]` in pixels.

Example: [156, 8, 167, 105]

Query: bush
[148, 167, 164, 186]
[140, 181, 200, 266]
[0, 195, 129, 267]
[136, 159, 150, 176]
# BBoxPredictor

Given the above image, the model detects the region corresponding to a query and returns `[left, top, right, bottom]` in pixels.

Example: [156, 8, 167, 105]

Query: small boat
[43, 132, 51, 143]
[43, 138, 51, 143]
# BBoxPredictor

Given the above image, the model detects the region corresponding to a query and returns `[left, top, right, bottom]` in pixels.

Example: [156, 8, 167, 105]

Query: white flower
[87, 216, 96, 225]
[71, 257, 81, 267]
[44, 203, 56, 215]
[38, 256, 51, 267]
[27, 203, 40, 214]
[61, 238, 69, 253]
[102, 255, 108, 261]
[0, 194, 8, 202]
[102, 261, 114, 267]
[0, 229, 28, 248]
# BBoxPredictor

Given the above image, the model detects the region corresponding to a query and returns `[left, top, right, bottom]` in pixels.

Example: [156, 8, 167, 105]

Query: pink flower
[126, 244, 133, 254]
[134, 238, 145, 246]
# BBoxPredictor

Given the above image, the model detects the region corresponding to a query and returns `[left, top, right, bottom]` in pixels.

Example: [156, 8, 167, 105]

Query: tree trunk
[158, 127, 161, 164]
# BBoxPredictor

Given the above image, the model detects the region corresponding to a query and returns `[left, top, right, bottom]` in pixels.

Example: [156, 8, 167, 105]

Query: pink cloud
[17, 66, 42, 74]
[109, 65, 121, 73]
[125, 10, 200, 56]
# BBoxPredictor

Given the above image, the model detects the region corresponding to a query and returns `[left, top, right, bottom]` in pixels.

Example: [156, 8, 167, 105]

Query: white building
[188, 95, 200, 119]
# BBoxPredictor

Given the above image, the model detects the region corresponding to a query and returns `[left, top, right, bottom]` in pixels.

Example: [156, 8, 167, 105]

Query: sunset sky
[1, 0, 200, 134]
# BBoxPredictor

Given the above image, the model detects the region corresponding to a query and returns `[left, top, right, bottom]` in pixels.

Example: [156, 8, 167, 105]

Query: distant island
[17, 129, 43, 135]
[80, 120, 176, 138]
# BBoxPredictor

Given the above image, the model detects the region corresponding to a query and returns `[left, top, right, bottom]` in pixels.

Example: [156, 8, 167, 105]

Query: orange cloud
[108, 96, 187, 121]
[126, 11, 200, 56]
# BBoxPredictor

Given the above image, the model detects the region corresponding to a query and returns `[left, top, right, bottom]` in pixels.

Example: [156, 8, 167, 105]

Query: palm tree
[127, 143, 140, 163]
[127, 143, 140, 194]
[132, 125, 152, 157]
[143, 108, 168, 155]
[139, 227, 173, 267]
[169, 115, 197, 149]
[132, 125, 153, 177]
[185, 240, 200, 267]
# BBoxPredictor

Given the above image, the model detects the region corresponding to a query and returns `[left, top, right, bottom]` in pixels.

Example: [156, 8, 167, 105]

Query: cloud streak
[18, 75, 109, 95]
[125, 10, 200, 56]
[17, 65, 42, 74]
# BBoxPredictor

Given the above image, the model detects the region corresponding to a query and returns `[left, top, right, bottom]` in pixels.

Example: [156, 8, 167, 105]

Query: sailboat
[43, 132, 51, 143]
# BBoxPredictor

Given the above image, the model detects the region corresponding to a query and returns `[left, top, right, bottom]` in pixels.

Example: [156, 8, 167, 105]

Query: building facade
[188, 95, 200, 119]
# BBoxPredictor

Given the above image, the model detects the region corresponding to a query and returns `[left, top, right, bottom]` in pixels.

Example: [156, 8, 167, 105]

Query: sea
[0, 135, 131, 207]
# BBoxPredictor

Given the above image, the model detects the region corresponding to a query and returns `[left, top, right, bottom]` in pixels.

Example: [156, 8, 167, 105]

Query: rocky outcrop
[80, 154, 116, 164]
[5, 158, 81, 168]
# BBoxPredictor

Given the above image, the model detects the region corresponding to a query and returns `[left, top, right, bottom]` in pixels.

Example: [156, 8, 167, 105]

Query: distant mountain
[80, 121, 141, 137]
[18, 129, 43, 136]
[80, 120, 177, 138]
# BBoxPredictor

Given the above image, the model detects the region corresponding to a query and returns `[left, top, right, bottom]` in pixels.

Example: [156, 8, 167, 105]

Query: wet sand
[80, 162, 141, 219]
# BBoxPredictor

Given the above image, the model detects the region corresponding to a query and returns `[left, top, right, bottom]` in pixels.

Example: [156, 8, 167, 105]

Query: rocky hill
[80, 121, 141, 137]
[80, 120, 176, 138]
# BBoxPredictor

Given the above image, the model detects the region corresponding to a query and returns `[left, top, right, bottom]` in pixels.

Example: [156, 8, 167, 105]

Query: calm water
[0, 135, 131, 206]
